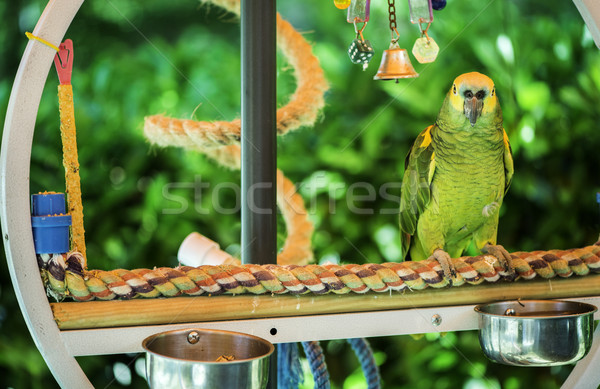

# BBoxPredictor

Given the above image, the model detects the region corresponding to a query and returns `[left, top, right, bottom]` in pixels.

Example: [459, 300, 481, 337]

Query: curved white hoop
[1, 1, 600, 388]
[574, 0, 600, 49]
[0, 0, 88, 387]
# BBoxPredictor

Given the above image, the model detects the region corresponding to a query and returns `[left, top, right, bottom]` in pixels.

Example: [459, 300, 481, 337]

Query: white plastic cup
[177, 232, 234, 267]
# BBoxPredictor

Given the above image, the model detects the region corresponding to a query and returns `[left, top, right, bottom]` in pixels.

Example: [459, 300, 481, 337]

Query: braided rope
[278, 343, 304, 389]
[302, 341, 330, 389]
[347, 338, 380, 389]
[39, 245, 600, 301]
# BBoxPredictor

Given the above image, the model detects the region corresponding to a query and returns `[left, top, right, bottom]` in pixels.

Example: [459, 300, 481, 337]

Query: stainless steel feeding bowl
[474, 300, 597, 366]
[142, 328, 274, 389]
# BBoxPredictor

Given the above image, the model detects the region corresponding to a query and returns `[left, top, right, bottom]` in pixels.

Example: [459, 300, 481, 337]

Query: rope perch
[40, 245, 600, 301]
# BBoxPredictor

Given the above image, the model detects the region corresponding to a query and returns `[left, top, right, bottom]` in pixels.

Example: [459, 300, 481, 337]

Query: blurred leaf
[428, 350, 458, 372]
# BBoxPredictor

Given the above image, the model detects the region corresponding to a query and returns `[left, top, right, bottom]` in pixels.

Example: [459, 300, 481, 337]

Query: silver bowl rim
[142, 328, 275, 365]
[474, 299, 597, 319]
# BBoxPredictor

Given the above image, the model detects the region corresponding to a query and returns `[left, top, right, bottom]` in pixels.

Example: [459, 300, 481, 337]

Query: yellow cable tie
[25, 32, 60, 52]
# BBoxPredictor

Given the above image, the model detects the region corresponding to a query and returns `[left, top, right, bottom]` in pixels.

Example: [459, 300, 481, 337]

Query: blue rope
[347, 338, 381, 389]
[301, 341, 330, 389]
[278, 343, 303, 389]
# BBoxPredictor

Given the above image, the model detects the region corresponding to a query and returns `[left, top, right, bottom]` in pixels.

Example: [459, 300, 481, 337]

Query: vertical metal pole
[241, 0, 277, 266]
[241, 2, 278, 388]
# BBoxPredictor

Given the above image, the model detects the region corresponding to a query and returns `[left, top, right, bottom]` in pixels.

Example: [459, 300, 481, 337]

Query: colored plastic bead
[408, 0, 433, 23]
[432, 0, 447, 10]
[31, 193, 72, 254]
[412, 36, 439, 63]
[334, 0, 352, 10]
[347, 0, 370, 23]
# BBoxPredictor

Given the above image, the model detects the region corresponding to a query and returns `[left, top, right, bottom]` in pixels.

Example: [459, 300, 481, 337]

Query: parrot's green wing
[503, 129, 514, 193]
[399, 125, 436, 259]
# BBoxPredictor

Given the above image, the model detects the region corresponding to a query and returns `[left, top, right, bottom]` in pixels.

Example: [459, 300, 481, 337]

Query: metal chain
[388, 0, 400, 42]
[388, 0, 397, 32]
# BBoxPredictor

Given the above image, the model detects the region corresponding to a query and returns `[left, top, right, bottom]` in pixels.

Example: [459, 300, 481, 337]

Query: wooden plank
[59, 296, 600, 356]
[52, 274, 600, 330]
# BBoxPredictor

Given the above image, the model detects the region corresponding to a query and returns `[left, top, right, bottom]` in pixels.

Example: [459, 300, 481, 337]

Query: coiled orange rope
[143, 2, 328, 170]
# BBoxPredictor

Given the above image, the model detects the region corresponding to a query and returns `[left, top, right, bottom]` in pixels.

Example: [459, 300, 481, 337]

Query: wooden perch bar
[52, 273, 600, 330]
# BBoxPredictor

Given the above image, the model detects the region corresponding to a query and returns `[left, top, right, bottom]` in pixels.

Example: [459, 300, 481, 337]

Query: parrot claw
[429, 249, 457, 285]
[483, 243, 515, 277]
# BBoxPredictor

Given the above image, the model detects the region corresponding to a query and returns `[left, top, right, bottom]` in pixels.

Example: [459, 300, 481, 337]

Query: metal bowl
[142, 328, 274, 389]
[474, 300, 597, 366]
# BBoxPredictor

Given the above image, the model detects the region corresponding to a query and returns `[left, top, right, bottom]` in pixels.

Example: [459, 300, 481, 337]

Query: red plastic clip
[54, 39, 73, 85]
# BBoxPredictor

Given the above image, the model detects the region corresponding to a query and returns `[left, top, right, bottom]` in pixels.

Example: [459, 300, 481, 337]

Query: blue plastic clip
[31, 193, 71, 254]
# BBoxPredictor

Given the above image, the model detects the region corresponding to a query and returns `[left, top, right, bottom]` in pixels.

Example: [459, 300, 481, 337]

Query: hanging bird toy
[409, 0, 440, 63]
[347, 0, 375, 70]
[373, 0, 419, 81]
[337, 0, 449, 78]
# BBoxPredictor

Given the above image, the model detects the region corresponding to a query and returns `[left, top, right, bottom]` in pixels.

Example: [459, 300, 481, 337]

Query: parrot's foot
[429, 249, 457, 284]
[482, 243, 515, 277]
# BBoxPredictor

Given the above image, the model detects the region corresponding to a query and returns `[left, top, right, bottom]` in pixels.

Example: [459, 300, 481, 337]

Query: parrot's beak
[464, 97, 484, 127]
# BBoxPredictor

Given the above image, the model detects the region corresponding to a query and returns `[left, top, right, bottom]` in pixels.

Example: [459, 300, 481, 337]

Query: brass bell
[373, 44, 419, 81]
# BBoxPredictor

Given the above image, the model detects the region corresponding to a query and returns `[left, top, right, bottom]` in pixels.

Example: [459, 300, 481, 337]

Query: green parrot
[399, 72, 514, 280]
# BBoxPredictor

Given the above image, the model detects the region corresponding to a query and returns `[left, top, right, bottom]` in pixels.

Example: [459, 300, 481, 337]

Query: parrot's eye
[453, 84, 457, 95]
[475, 90, 486, 99]
[464, 90, 473, 98]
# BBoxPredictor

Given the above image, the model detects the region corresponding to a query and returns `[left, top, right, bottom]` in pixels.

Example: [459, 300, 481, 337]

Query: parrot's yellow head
[448, 72, 498, 127]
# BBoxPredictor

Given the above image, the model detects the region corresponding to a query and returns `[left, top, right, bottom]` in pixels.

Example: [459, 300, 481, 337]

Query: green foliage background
[1, 0, 600, 388]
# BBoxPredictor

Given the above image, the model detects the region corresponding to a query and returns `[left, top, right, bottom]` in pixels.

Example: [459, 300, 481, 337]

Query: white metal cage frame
[1, 0, 600, 387]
